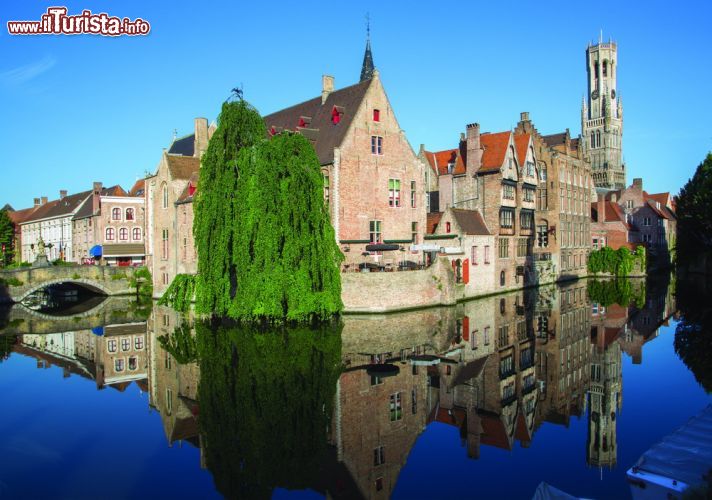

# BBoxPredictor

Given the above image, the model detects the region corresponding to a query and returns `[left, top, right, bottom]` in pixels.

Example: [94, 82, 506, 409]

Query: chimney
[633, 178, 643, 190]
[59, 190, 67, 200]
[34, 198, 41, 207]
[465, 123, 482, 174]
[598, 193, 606, 222]
[93, 182, 102, 215]
[41, 196, 48, 205]
[520, 111, 530, 122]
[194, 117, 209, 158]
[321, 75, 334, 104]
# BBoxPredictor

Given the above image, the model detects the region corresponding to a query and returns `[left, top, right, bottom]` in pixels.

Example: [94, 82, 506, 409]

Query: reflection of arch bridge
[0, 265, 140, 303]
[0, 296, 150, 335]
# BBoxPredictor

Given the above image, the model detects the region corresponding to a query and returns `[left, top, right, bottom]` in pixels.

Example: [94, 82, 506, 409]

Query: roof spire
[360, 13, 375, 82]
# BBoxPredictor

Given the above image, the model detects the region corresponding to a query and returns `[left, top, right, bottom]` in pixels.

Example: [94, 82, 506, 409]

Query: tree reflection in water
[675, 276, 712, 393]
[162, 320, 343, 499]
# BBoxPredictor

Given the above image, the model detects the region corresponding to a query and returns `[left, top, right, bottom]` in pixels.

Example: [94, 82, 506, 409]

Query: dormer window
[373, 109, 380, 122]
[446, 222, 451, 233]
[298, 116, 311, 128]
[188, 182, 196, 197]
[331, 106, 344, 125]
[269, 126, 277, 136]
[447, 162, 455, 174]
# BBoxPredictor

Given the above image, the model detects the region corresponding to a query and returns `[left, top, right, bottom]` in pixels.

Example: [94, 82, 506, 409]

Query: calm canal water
[0, 277, 709, 499]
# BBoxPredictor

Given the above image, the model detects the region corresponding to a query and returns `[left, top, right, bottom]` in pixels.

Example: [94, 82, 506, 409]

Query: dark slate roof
[168, 134, 195, 156]
[263, 78, 373, 165]
[129, 178, 145, 197]
[542, 132, 567, 147]
[72, 185, 126, 221]
[451, 209, 491, 235]
[24, 190, 92, 223]
[2, 204, 14, 211]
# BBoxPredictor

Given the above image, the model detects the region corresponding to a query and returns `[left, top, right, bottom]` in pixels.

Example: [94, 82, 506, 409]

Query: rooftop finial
[599, 29, 603, 44]
[360, 13, 375, 82]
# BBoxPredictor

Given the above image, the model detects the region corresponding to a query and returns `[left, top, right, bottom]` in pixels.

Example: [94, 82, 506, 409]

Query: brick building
[145, 118, 209, 295]
[514, 113, 593, 281]
[422, 125, 539, 292]
[72, 182, 146, 266]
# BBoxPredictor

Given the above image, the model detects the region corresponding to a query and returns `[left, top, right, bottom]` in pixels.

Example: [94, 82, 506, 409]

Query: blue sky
[1, 1, 710, 209]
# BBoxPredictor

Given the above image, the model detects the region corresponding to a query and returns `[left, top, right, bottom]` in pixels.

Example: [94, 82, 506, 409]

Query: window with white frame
[112, 207, 121, 220]
[388, 179, 401, 207]
[371, 136, 383, 155]
[134, 336, 144, 350]
[125, 208, 134, 221]
[132, 227, 142, 241]
[369, 220, 382, 244]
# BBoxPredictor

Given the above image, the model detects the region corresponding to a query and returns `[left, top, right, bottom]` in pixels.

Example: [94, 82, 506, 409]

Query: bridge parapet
[0, 265, 140, 303]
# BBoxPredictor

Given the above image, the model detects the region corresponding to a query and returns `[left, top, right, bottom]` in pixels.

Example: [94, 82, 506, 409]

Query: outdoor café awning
[89, 245, 102, 257]
[365, 243, 400, 252]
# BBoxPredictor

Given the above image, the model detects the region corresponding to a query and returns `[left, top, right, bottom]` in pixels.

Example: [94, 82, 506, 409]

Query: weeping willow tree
[193, 98, 266, 317]
[193, 96, 342, 323]
[195, 320, 342, 499]
[232, 132, 343, 323]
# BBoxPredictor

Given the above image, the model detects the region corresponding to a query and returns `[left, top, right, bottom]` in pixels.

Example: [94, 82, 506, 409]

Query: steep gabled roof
[480, 131, 512, 172]
[263, 78, 373, 165]
[166, 155, 200, 180]
[426, 212, 443, 235]
[450, 209, 491, 235]
[542, 132, 567, 147]
[513, 133, 531, 166]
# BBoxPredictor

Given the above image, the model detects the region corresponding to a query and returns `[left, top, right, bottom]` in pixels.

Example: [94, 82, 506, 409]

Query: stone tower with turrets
[582, 37, 625, 191]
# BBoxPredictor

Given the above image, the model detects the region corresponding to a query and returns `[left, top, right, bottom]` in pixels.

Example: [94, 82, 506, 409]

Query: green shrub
[158, 274, 196, 312]
[128, 266, 153, 296]
[587, 245, 646, 277]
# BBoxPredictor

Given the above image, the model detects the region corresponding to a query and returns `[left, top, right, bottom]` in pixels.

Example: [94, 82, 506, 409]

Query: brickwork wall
[334, 74, 427, 268]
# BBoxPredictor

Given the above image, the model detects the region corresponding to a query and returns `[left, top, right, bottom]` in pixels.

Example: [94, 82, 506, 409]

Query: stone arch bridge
[0, 265, 141, 303]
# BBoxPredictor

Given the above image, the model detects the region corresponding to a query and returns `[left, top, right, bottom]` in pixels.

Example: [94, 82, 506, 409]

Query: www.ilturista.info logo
[7, 7, 150, 36]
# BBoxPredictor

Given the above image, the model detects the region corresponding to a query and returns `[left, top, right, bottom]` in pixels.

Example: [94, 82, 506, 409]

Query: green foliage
[0, 209, 14, 267]
[194, 99, 266, 317]
[158, 324, 198, 364]
[4, 261, 31, 269]
[231, 132, 343, 323]
[588, 245, 645, 277]
[0, 334, 17, 363]
[71, 273, 81, 279]
[195, 320, 342, 498]
[128, 266, 153, 296]
[193, 97, 343, 323]
[51, 259, 73, 266]
[158, 274, 196, 311]
[676, 153, 712, 268]
[587, 279, 646, 308]
[110, 272, 128, 281]
[0, 277, 23, 287]
[675, 277, 712, 393]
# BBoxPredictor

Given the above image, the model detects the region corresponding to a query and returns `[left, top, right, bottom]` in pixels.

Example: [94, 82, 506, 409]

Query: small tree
[0, 209, 14, 266]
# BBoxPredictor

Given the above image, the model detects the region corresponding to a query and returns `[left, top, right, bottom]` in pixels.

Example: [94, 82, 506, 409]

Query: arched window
[590, 132, 595, 149]
[596, 131, 601, 149]
[500, 270, 506, 287]
[125, 208, 134, 221]
[112, 207, 121, 220]
[602, 60, 608, 77]
[105, 227, 115, 241]
[132, 227, 142, 241]
[119, 228, 128, 241]
[594, 61, 599, 79]
[162, 183, 168, 209]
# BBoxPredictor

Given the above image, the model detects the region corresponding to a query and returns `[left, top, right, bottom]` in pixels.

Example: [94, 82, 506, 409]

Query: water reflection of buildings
[14, 322, 148, 391]
[7, 278, 678, 498]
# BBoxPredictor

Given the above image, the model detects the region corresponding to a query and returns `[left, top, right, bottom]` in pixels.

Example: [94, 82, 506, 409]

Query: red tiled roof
[480, 131, 512, 172]
[425, 148, 466, 176]
[480, 412, 512, 450]
[514, 133, 530, 167]
[514, 411, 531, 443]
[7, 206, 38, 224]
[129, 178, 145, 197]
[426, 212, 443, 234]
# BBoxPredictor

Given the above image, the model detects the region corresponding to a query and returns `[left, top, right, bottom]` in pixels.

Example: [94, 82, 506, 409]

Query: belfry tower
[582, 36, 625, 191]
